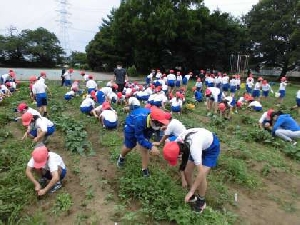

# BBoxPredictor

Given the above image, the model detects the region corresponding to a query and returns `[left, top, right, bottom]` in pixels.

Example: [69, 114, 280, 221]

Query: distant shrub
[127, 65, 138, 77]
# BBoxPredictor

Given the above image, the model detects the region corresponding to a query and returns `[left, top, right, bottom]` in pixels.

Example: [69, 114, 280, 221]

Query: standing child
[261, 79, 273, 99]
[252, 77, 263, 101]
[167, 70, 176, 93]
[175, 72, 182, 90]
[278, 77, 287, 105]
[246, 74, 254, 94]
[86, 75, 98, 94]
[195, 78, 202, 92]
[170, 92, 183, 115]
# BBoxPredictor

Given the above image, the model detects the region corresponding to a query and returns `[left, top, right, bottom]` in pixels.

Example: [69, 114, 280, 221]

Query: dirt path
[8, 121, 119, 224]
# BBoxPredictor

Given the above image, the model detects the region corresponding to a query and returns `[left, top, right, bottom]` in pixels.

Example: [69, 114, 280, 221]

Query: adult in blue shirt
[270, 111, 300, 145]
[117, 107, 170, 177]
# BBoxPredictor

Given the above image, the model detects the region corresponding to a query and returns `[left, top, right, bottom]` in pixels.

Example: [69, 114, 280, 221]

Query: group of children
[0, 69, 19, 102]
[2, 68, 299, 214]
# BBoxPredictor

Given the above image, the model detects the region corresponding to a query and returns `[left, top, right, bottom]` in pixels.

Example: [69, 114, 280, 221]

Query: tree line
[1, 0, 299, 75]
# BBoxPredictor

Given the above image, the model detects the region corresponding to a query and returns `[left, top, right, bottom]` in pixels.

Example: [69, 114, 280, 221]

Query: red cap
[163, 142, 180, 166]
[69, 68, 74, 73]
[90, 90, 96, 97]
[170, 70, 174, 73]
[267, 109, 274, 119]
[236, 101, 242, 107]
[145, 103, 151, 109]
[29, 75, 37, 82]
[150, 108, 170, 125]
[89, 75, 93, 79]
[117, 92, 122, 98]
[205, 89, 212, 96]
[164, 112, 172, 120]
[258, 77, 263, 81]
[155, 86, 162, 92]
[22, 112, 33, 126]
[17, 102, 28, 112]
[9, 71, 16, 78]
[40, 71, 46, 77]
[102, 103, 111, 110]
[80, 71, 85, 75]
[32, 146, 48, 169]
[219, 103, 226, 112]
[175, 91, 181, 98]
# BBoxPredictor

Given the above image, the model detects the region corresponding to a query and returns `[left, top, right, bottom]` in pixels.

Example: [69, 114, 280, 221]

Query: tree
[70, 51, 87, 68]
[245, 0, 300, 76]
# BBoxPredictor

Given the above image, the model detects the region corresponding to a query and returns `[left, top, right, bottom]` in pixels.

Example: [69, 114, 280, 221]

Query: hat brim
[168, 159, 178, 166]
[33, 160, 47, 169]
[158, 119, 169, 125]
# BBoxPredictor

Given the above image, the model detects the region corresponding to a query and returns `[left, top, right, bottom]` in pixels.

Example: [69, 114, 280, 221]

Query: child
[248, 100, 262, 112]
[261, 79, 273, 98]
[80, 95, 95, 115]
[194, 89, 203, 103]
[221, 73, 229, 95]
[258, 109, 274, 130]
[252, 77, 262, 101]
[290, 90, 300, 112]
[175, 72, 182, 89]
[167, 70, 176, 93]
[246, 74, 254, 93]
[195, 78, 202, 92]
[65, 90, 75, 101]
[278, 77, 287, 105]
[86, 75, 98, 94]
[229, 75, 237, 97]
[170, 92, 183, 115]
[205, 87, 221, 114]
[26, 145, 66, 195]
[100, 104, 118, 129]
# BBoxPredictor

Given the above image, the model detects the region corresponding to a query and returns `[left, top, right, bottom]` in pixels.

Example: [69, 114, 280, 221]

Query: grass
[1, 80, 300, 224]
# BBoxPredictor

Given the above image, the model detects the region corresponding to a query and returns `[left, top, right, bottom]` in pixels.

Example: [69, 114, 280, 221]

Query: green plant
[127, 65, 138, 77]
[52, 193, 73, 215]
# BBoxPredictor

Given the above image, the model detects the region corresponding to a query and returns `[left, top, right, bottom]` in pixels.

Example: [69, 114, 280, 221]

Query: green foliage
[52, 193, 73, 215]
[127, 65, 138, 77]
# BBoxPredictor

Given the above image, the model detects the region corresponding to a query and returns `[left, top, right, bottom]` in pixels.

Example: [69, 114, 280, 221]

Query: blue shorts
[230, 86, 236, 93]
[262, 91, 269, 97]
[43, 168, 67, 180]
[103, 119, 118, 129]
[216, 83, 221, 88]
[297, 98, 300, 107]
[124, 131, 137, 149]
[207, 83, 214, 87]
[87, 88, 96, 94]
[168, 80, 175, 87]
[65, 95, 73, 100]
[153, 101, 162, 107]
[188, 134, 220, 167]
[36, 93, 47, 107]
[237, 85, 240, 90]
[182, 78, 187, 85]
[80, 106, 93, 113]
[246, 86, 252, 93]
[175, 81, 181, 87]
[230, 99, 236, 107]
[171, 106, 181, 112]
[137, 95, 149, 101]
[253, 106, 262, 111]
[29, 126, 56, 137]
[252, 90, 260, 98]
[205, 81, 208, 86]
[146, 77, 151, 85]
[222, 84, 229, 92]
[64, 80, 71, 86]
[279, 90, 285, 98]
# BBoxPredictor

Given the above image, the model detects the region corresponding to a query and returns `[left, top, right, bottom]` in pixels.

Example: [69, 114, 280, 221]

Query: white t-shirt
[100, 110, 117, 122]
[34, 117, 54, 132]
[164, 119, 186, 137]
[207, 77, 214, 84]
[63, 71, 71, 80]
[80, 98, 95, 108]
[224, 96, 233, 106]
[156, 72, 162, 79]
[259, 112, 268, 123]
[65, 90, 75, 96]
[184, 75, 191, 81]
[1, 84, 8, 92]
[221, 76, 229, 84]
[236, 79, 241, 85]
[124, 88, 133, 96]
[230, 79, 237, 86]
[83, 74, 89, 81]
[297, 90, 300, 98]
[162, 84, 168, 91]
[128, 97, 140, 106]
[207, 87, 221, 102]
[215, 76, 222, 84]
[27, 107, 41, 117]
[171, 97, 182, 107]
[39, 77, 45, 84]
[1, 73, 10, 83]
[176, 75, 182, 81]
[147, 74, 153, 79]
[32, 80, 47, 94]
[262, 84, 271, 91]
[27, 152, 66, 172]
[101, 87, 113, 96]
[253, 82, 261, 90]
[176, 128, 214, 166]
[108, 92, 117, 101]
[279, 82, 287, 90]
[145, 87, 153, 95]
[167, 74, 176, 81]
[246, 77, 254, 85]
[86, 80, 97, 89]
[249, 101, 262, 108]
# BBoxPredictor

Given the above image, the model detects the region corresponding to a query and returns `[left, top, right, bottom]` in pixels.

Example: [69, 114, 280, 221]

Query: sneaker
[194, 198, 206, 213]
[117, 155, 125, 168]
[142, 168, 150, 177]
[50, 181, 62, 193]
[188, 194, 198, 203]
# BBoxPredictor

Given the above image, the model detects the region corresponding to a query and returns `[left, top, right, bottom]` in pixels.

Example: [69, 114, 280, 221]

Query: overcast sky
[0, 0, 259, 53]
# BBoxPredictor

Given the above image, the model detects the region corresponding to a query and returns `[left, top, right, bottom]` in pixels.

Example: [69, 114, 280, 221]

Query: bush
[127, 65, 138, 77]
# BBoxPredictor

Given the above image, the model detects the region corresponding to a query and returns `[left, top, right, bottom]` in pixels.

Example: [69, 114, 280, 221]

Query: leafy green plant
[52, 193, 73, 215]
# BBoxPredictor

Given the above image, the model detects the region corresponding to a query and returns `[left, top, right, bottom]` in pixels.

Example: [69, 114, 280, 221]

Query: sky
[0, 0, 259, 54]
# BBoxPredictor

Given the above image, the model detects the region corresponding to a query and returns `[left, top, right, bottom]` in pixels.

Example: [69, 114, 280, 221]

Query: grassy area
[0, 80, 300, 224]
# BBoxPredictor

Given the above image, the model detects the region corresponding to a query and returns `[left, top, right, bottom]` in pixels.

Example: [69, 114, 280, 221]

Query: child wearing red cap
[167, 70, 176, 93]
[261, 79, 273, 98]
[163, 128, 220, 213]
[26, 145, 67, 195]
[80, 95, 95, 115]
[170, 92, 183, 115]
[117, 107, 169, 177]
[86, 75, 98, 94]
[259, 109, 274, 130]
[100, 104, 118, 129]
[277, 77, 287, 105]
[62, 69, 73, 87]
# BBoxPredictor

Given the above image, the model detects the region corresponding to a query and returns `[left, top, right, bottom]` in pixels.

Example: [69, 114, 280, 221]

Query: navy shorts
[30, 126, 56, 137]
[80, 106, 93, 113]
[64, 80, 71, 86]
[279, 90, 285, 98]
[297, 98, 300, 107]
[36, 93, 47, 107]
[222, 84, 229, 92]
[252, 90, 260, 98]
[262, 91, 269, 97]
[171, 106, 181, 112]
[168, 80, 175, 87]
[43, 168, 67, 180]
[188, 134, 220, 167]
[103, 119, 118, 129]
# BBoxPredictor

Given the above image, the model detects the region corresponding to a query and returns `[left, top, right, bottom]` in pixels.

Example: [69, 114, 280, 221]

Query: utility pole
[6, 25, 18, 37]
[56, 0, 71, 56]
